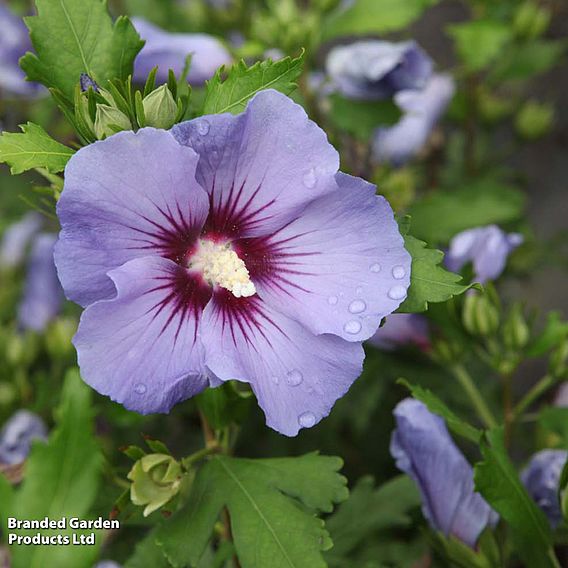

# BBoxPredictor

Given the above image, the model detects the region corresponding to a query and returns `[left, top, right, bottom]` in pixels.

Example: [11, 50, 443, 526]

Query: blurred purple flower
[522, 449, 567, 528]
[54, 90, 411, 436]
[391, 398, 497, 547]
[445, 225, 523, 284]
[372, 74, 455, 166]
[553, 383, 568, 407]
[94, 562, 121, 568]
[368, 313, 430, 351]
[0, 2, 41, 96]
[132, 18, 231, 85]
[0, 211, 43, 268]
[18, 233, 63, 331]
[326, 40, 432, 101]
[0, 410, 47, 465]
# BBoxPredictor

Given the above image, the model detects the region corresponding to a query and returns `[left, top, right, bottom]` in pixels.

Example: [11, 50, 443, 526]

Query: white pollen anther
[190, 240, 256, 298]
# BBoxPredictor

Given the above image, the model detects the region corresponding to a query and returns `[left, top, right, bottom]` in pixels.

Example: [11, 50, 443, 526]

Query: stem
[548, 548, 562, 568]
[181, 445, 220, 470]
[502, 372, 513, 448]
[452, 364, 497, 429]
[513, 375, 557, 420]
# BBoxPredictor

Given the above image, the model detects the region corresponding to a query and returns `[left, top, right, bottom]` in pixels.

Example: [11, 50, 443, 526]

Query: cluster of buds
[73, 69, 189, 143]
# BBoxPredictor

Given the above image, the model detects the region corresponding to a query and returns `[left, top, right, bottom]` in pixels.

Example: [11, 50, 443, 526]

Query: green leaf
[491, 40, 567, 83]
[474, 429, 556, 568]
[328, 95, 402, 139]
[407, 180, 525, 244]
[323, 0, 439, 39]
[124, 528, 171, 568]
[448, 21, 512, 71]
[1, 369, 103, 568]
[398, 234, 474, 313]
[397, 379, 482, 443]
[539, 408, 568, 448]
[0, 122, 74, 175]
[202, 51, 305, 115]
[527, 311, 568, 357]
[156, 453, 348, 568]
[195, 381, 252, 430]
[325, 475, 420, 562]
[21, 0, 143, 101]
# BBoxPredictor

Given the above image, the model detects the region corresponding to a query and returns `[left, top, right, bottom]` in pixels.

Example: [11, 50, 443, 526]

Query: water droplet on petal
[271, 376, 280, 385]
[344, 320, 362, 334]
[286, 369, 303, 386]
[328, 295, 338, 305]
[356, 287, 363, 295]
[303, 168, 317, 188]
[388, 285, 407, 300]
[196, 119, 210, 135]
[370, 263, 381, 273]
[134, 383, 147, 395]
[348, 299, 366, 314]
[298, 411, 316, 428]
[392, 265, 406, 279]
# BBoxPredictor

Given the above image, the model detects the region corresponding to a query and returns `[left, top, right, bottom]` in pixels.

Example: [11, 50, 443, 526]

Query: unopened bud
[502, 303, 530, 351]
[94, 104, 132, 140]
[462, 293, 499, 337]
[550, 340, 568, 378]
[80, 73, 99, 93]
[513, 2, 550, 40]
[128, 453, 182, 517]
[142, 85, 178, 129]
[515, 101, 554, 140]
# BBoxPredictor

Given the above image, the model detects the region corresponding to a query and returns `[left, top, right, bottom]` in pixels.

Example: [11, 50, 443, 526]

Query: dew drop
[271, 376, 280, 385]
[196, 119, 210, 135]
[348, 299, 366, 314]
[134, 383, 147, 395]
[392, 265, 406, 279]
[298, 411, 316, 428]
[344, 320, 362, 334]
[303, 168, 317, 188]
[286, 369, 303, 386]
[370, 263, 381, 273]
[388, 285, 407, 300]
[327, 295, 338, 305]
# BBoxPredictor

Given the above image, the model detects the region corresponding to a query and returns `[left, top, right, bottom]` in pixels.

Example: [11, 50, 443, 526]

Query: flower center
[189, 239, 256, 298]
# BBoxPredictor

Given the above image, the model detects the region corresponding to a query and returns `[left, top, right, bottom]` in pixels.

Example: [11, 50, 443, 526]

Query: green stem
[513, 374, 557, 420]
[181, 445, 220, 470]
[452, 364, 497, 429]
[548, 547, 562, 568]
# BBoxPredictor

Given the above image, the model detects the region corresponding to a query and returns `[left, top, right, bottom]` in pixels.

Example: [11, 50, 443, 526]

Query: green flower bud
[142, 85, 179, 130]
[5, 333, 38, 367]
[478, 89, 511, 124]
[502, 303, 530, 351]
[515, 101, 554, 140]
[94, 104, 132, 140]
[550, 340, 568, 378]
[127, 453, 182, 517]
[462, 293, 499, 337]
[513, 2, 550, 40]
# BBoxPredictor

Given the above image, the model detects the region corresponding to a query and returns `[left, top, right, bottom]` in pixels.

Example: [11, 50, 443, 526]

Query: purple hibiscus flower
[391, 398, 497, 548]
[372, 74, 455, 166]
[0, 211, 43, 268]
[368, 313, 430, 351]
[0, 2, 41, 96]
[445, 225, 523, 284]
[132, 18, 232, 85]
[0, 410, 47, 465]
[54, 90, 411, 436]
[325, 40, 433, 101]
[521, 449, 567, 528]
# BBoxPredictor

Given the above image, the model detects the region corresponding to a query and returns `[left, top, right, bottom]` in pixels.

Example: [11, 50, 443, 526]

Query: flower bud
[142, 85, 178, 130]
[550, 340, 568, 378]
[80, 73, 99, 93]
[513, 2, 550, 40]
[94, 104, 132, 140]
[462, 293, 499, 337]
[127, 453, 183, 516]
[515, 101, 554, 140]
[502, 303, 530, 351]
[478, 89, 511, 124]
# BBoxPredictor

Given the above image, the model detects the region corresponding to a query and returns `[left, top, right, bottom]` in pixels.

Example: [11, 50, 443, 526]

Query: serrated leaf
[474, 429, 556, 568]
[328, 95, 402, 139]
[0, 369, 103, 568]
[202, 51, 305, 115]
[398, 234, 474, 313]
[325, 475, 419, 562]
[407, 180, 525, 244]
[0, 122, 74, 174]
[21, 0, 143, 101]
[397, 379, 482, 443]
[124, 527, 171, 568]
[323, 0, 439, 39]
[156, 453, 348, 568]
